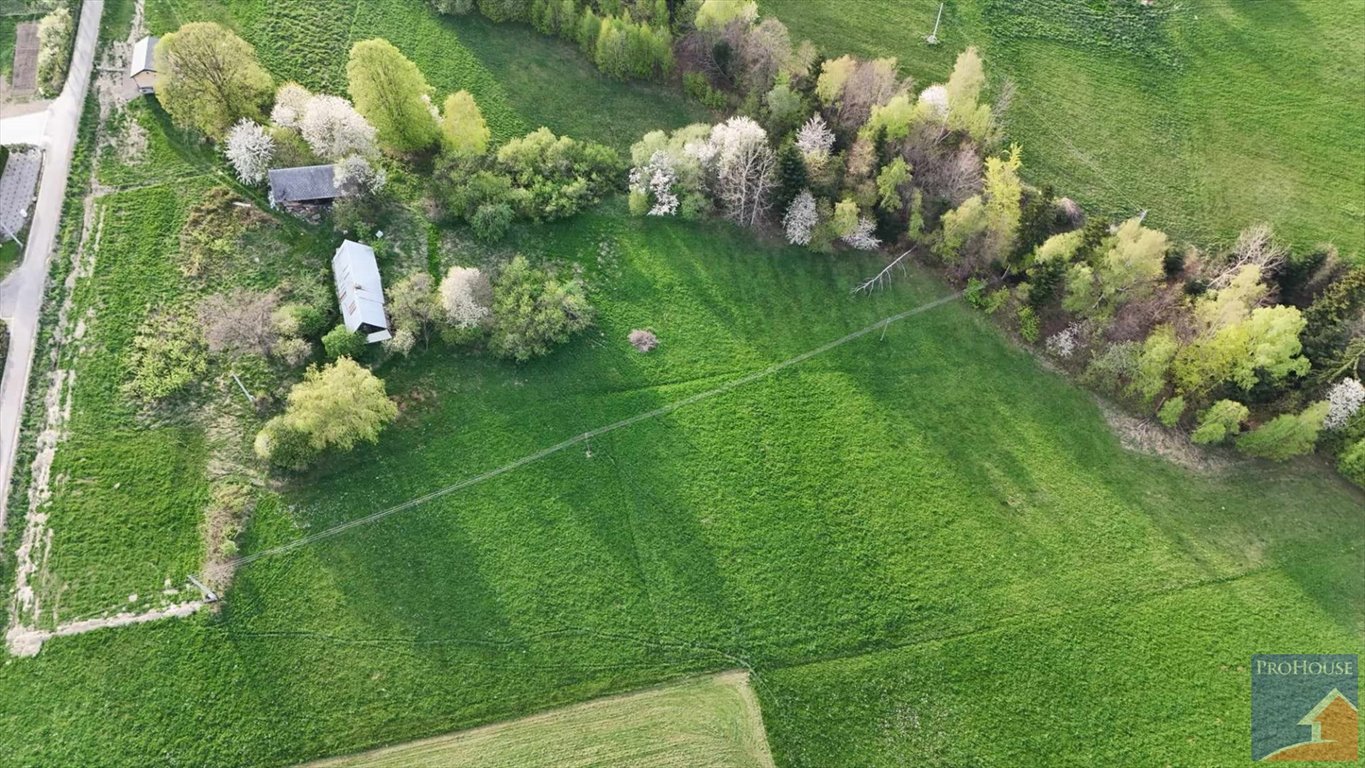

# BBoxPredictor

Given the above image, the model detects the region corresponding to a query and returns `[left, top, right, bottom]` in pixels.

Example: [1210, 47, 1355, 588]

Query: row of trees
[383, 256, 594, 363]
[604, 2, 1365, 481]
[430, 0, 674, 81]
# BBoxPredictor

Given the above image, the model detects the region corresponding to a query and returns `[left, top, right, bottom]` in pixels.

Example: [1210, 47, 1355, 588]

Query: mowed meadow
[0, 0, 1361, 766]
[762, 0, 1365, 256]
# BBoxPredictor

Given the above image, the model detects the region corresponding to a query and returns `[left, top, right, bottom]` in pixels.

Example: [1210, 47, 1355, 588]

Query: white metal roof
[130, 36, 158, 77]
[332, 240, 391, 343]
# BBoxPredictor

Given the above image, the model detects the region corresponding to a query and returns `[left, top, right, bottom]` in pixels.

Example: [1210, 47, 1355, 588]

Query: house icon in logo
[1261, 688, 1359, 762]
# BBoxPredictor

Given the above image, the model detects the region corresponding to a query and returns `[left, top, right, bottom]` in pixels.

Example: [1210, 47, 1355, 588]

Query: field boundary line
[230, 291, 962, 569]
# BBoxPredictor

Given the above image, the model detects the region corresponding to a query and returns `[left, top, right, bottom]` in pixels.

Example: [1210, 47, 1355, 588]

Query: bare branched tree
[709, 117, 776, 228]
[199, 289, 281, 357]
[1208, 223, 1288, 289]
[853, 250, 913, 294]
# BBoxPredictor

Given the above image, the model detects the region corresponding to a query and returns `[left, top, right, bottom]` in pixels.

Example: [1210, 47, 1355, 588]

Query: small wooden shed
[129, 36, 158, 95]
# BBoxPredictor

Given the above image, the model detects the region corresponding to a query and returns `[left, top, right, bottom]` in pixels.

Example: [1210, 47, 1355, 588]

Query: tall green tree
[254, 358, 398, 469]
[490, 255, 594, 362]
[154, 23, 273, 138]
[440, 90, 491, 156]
[347, 39, 440, 153]
[1236, 401, 1329, 460]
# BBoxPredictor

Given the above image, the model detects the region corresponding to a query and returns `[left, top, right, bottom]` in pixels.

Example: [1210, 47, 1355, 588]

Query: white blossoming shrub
[1045, 323, 1082, 359]
[299, 95, 377, 161]
[439, 266, 492, 329]
[783, 190, 817, 246]
[917, 84, 949, 118]
[628, 150, 679, 216]
[1325, 377, 1365, 430]
[224, 119, 275, 184]
[271, 82, 313, 129]
[842, 217, 881, 251]
[335, 154, 387, 196]
[795, 114, 835, 166]
[383, 328, 417, 357]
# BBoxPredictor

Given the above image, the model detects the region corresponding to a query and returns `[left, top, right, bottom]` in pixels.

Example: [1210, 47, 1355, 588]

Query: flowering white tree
[439, 266, 492, 329]
[628, 150, 679, 216]
[917, 84, 948, 118]
[1326, 378, 1365, 430]
[300, 95, 378, 161]
[271, 82, 313, 128]
[842, 216, 881, 251]
[794, 113, 835, 168]
[783, 189, 817, 246]
[224, 119, 275, 184]
[1045, 323, 1083, 359]
[335, 154, 387, 196]
[383, 328, 417, 357]
[707, 116, 776, 228]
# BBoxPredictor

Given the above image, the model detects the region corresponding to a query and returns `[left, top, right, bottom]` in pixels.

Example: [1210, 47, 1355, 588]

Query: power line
[229, 291, 962, 569]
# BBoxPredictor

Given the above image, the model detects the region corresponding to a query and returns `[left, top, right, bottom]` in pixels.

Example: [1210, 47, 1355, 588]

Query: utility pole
[926, 2, 944, 45]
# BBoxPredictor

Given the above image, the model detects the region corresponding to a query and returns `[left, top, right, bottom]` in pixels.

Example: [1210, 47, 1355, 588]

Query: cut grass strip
[306, 670, 775, 768]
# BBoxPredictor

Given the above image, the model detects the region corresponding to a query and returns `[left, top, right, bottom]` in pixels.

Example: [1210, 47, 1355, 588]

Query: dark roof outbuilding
[267, 164, 339, 205]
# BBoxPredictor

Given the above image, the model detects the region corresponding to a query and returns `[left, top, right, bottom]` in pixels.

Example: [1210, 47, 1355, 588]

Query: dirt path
[6, 600, 203, 657]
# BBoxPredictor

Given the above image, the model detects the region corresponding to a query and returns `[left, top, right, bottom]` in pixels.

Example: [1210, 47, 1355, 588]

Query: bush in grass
[1083, 341, 1140, 396]
[155, 23, 273, 138]
[273, 301, 331, 339]
[383, 328, 417, 357]
[684, 72, 728, 110]
[322, 325, 366, 359]
[36, 6, 74, 97]
[1339, 438, 1365, 487]
[629, 329, 659, 352]
[1016, 305, 1039, 343]
[126, 306, 207, 402]
[1157, 395, 1184, 428]
[1236, 402, 1329, 461]
[387, 272, 440, 344]
[495, 128, 623, 220]
[347, 39, 440, 153]
[472, 202, 516, 241]
[272, 336, 313, 367]
[1191, 399, 1249, 445]
[490, 255, 594, 362]
[254, 358, 397, 469]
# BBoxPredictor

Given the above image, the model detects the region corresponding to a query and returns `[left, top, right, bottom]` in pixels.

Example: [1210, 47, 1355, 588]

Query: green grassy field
[0, 201, 1359, 764]
[761, 0, 1365, 257]
[308, 671, 774, 768]
[0, 1, 1361, 766]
